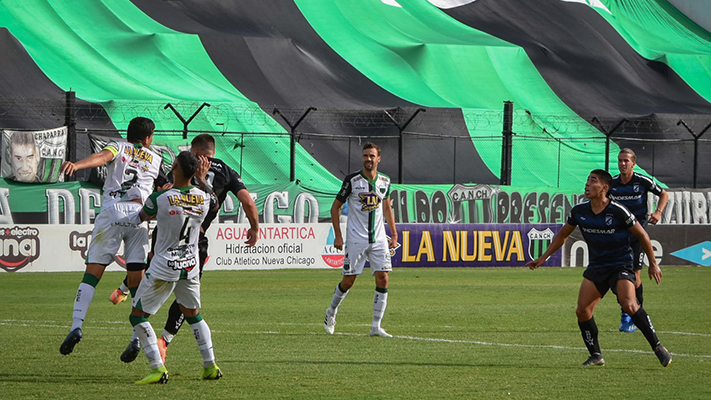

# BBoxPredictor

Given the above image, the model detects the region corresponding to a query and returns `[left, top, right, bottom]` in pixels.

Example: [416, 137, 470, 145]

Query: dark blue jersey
[567, 200, 637, 269]
[609, 173, 663, 227]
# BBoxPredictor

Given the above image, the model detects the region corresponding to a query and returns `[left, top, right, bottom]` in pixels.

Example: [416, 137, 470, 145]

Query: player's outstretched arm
[330, 199, 344, 251]
[237, 189, 259, 247]
[60, 149, 114, 176]
[383, 196, 398, 249]
[630, 222, 662, 284]
[527, 223, 575, 270]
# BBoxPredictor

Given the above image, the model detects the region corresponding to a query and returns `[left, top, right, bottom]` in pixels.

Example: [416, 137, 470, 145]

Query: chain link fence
[1, 96, 709, 188]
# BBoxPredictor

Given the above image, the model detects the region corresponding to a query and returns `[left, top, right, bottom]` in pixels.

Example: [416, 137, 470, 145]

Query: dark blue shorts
[583, 264, 636, 297]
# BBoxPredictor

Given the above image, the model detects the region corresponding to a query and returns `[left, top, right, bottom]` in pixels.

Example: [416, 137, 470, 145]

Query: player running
[324, 142, 398, 337]
[610, 148, 668, 332]
[528, 169, 671, 367]
[129, 151, 221, 384]
[59, 117, 165, 356]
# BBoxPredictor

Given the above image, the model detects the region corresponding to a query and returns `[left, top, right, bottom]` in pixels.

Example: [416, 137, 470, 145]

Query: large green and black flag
[0, 0, 710, 190]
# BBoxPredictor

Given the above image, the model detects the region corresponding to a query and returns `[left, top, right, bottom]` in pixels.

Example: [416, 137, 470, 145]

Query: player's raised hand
[197, 155, 211, 180]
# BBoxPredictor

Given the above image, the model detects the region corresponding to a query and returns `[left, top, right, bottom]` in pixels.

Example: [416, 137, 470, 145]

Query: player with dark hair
[528, 169, 671, 367]
[128, 151, 221, 384]
[610, 148, 669, 332]
[324, 142, 399, 337]
[139, 133, 259, 363]
[59, 117, 165, 356]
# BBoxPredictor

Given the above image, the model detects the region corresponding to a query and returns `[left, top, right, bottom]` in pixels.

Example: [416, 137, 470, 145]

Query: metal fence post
[500, 101, 513, 185]
[273, 107, 316, 182]
[677, 119, 711, 188]
[164, 102, 211, 139]
[591, 117, 627, 172]
[385, 108, 426, 184]
[64, 91, 76, 180]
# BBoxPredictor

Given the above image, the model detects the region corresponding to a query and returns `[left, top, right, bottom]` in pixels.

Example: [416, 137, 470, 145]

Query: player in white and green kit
[128, 151, 221, 384]
[324, 142, 399, 337]
[59, 117, 165, 356]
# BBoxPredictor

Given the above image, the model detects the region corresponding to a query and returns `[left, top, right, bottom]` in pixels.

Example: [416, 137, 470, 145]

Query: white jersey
[143, 186, 211, 281]
[336, 171, 392, 244]
[102, 141, 162, 210]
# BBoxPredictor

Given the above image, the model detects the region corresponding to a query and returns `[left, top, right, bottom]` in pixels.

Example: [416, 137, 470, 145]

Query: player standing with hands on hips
[527, 169, 671, 367]
[610, 148, 668, 333]
[324, 142, 398, 338]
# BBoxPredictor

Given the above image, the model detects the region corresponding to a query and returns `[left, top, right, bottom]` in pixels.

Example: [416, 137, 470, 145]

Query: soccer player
[59, 117, 164, 356]
[324, 142, 398, 337]
[152, 133, 259, 363]
[129, 151, 221, 384]
[527, 169, 671, 367]
[610, 148, 668, 333]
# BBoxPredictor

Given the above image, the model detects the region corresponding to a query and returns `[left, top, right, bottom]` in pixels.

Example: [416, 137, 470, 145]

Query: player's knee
[620, 300, 639, 315]
[575, 306, 592, 321]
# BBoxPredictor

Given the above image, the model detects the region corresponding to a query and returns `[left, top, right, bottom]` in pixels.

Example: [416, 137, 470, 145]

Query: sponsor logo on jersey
[359, 192, 382, 212]
[168, 257, 197, 271]
[0, 226, 41, 272]
[167, 193, 205, 209]
[123, 146, 154, 164]
[527, 228, 554, 260]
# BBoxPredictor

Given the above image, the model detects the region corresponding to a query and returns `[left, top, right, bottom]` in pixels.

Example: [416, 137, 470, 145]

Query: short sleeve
[566, 209, 577, 226]
[648, 180, 663, 197]
[143, 191, 162, 216]
[103, 141, 120, 161]
[336, 177, 351, 203]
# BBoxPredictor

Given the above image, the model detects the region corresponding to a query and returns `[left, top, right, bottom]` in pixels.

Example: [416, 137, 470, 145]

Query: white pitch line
[4, 319, 711, 359]
[255, 331, 711, 359]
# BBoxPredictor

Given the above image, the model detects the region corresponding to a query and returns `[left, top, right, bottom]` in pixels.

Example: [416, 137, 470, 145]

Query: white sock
[372, 289, 388, 329]
[71, 283, 95, 331]
[119, 282, 129, 294]
[328, 284, 349, 316]
[131, 328, 138, 342]
[134, 321, 162, 369]
[190, 319, 216, 368]
[162, 330, 175, 344]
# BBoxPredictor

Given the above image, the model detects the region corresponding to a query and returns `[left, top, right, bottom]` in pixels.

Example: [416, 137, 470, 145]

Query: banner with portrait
[1, 127, 67, 183]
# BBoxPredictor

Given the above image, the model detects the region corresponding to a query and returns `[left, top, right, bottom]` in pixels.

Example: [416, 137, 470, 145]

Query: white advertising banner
[0, 223, 343, 273]
[204, 224, 343, 271]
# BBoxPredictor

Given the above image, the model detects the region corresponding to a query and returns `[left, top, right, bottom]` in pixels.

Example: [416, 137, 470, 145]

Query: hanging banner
[1, 127, 66, 183]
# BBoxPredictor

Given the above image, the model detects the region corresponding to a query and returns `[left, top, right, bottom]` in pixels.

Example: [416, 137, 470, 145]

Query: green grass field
[1, 267, 709, 399]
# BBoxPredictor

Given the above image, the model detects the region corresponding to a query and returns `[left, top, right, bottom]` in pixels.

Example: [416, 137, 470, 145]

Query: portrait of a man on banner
[1, 128, 67, 183]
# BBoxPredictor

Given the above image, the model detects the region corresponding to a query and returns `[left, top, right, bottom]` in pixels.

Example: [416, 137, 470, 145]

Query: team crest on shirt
[359, 192, 382, 211]
[605, 215, 613, 225]
[633, 183, 640, 193]
[527, 228, 554, 260]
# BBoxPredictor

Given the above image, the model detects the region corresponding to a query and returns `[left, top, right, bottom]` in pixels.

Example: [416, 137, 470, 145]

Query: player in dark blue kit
[528, 169, 671, 367]
[610, 148, 668, 332]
